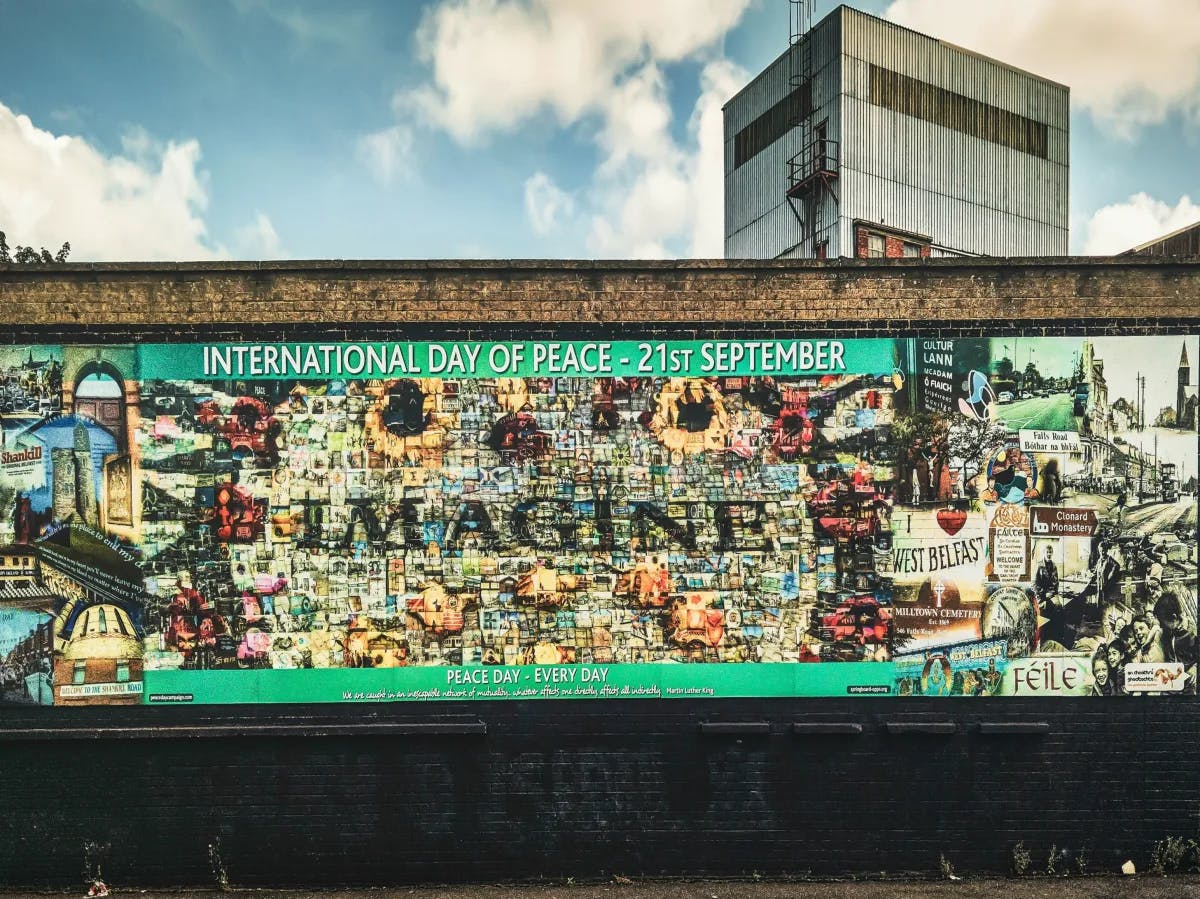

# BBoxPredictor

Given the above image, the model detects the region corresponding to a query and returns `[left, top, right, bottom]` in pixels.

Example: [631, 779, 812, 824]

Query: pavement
[4, 879, 1200, 899]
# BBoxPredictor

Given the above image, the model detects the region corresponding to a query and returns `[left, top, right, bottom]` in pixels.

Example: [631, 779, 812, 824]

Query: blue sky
[1, 0, 1198, 260]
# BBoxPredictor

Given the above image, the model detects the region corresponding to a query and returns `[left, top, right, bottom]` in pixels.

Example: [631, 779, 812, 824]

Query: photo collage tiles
[0, 336, 1195, 705]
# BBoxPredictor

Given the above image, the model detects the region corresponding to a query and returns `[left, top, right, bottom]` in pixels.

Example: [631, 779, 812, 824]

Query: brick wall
[1, 697, 1198, 887]
[0, 259, 1198, 888]
[2, 257, 1199, 326]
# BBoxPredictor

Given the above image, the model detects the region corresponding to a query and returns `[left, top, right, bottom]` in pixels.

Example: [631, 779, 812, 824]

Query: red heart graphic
[936, 508, 967, 536]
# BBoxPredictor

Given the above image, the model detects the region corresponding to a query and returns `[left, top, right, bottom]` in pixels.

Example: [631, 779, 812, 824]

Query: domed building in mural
[53, 598, 143, 704]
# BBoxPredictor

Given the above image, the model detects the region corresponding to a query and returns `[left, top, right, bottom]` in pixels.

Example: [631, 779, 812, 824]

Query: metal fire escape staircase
[786, 0, 839, 257]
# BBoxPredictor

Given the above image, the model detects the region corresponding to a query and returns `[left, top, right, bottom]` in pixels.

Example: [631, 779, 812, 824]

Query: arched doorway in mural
[66, 360, 136, 531]
[72, 364, 126, 450]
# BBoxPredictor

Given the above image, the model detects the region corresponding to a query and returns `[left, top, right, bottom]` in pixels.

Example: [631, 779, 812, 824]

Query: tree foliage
[891, 409, 1010, 488]
[0, 231, 71, 264]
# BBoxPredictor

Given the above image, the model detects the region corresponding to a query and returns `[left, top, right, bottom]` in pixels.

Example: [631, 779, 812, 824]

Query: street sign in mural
[0, 336, 1195, 705]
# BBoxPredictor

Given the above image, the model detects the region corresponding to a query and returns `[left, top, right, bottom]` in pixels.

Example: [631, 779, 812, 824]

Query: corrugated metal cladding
[725, 13, 842, 258]
[723, 14, 842, 135]
[840, 8, 1068, 132]
[839, 6, 1067, 256]
[724, 5, 1068, 259]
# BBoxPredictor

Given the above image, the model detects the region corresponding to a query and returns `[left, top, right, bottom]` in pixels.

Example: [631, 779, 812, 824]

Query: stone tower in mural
[73, 421, 95, 525]
[50, 423, 96, 525]
[1178, 342, 1190, 425]
[51, 447, 76, 522]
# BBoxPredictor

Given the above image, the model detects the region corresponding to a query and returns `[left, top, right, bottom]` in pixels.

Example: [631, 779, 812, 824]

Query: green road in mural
[993, 392, 1077, 431]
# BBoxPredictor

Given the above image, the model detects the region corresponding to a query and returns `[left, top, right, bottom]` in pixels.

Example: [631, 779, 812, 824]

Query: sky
[1, 0, 1199, 261]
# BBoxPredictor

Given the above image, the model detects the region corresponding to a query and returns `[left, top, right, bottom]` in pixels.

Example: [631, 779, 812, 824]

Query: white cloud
[405, 0, 751, 143]
[689, 59, 745, 257]
[1080, 192, 1200, 255]
[523, 172, 575, 236]
[356, 125, 416, 185]
[233, 212, 285, 259]
[402, 0, 750, 257]
[884, 0, 1200, 137]
[586, 64, 688, 259]
[586, 59, 746, 258]
[0, 101, 223, 261]
[595, 63, 677, 173]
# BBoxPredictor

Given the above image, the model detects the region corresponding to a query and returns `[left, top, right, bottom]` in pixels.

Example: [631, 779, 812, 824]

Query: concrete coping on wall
[698, 721, 772, 736]
[0, 722, 488, 740]
[792, 722, 865, 735]
[976, 721, 1052, 735]
[3, 256, 1199, 274]
[883, 721, 958, 735]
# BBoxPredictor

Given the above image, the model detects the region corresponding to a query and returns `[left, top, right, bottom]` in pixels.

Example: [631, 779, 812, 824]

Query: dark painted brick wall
[0, 260, 1198, 888]
[1, 698, 1198, 887]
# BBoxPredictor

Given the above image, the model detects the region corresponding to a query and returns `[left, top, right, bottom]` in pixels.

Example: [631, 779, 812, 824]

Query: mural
[0, 337, 1195, 704]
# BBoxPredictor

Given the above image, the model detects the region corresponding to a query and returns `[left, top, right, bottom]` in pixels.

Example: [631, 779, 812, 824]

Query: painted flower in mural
[645, 378, 729, 455]
[362, 378, 446, 464]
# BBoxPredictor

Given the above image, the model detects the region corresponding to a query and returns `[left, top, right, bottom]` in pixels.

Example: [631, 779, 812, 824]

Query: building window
[116, 662, 130, 683]
[869, 64, 1049, 159]
[733, 82, 813, 169]
[902, 242, 921, 257]
[72, 660, 87, 685]
[867, 234, 885, 258]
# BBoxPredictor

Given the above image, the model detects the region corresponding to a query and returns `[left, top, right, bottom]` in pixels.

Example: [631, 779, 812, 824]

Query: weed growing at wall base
[1011, 842, 1031, 876]
[1148, 836, 1200, 874]
[209, 836, 230, 891]
[81, 841, 109, 886]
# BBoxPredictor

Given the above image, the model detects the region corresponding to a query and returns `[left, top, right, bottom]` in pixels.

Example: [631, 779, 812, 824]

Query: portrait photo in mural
[0, 336, 1194, 705]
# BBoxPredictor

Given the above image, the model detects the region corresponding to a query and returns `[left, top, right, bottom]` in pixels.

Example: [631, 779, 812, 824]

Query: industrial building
[723, 5, 1069, 259]
[1122, 219, 1200, 257]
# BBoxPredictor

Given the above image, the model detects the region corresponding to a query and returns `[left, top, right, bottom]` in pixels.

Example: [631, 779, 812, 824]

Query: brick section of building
[0, 258, 1198, 888]
[853, 227, 934, 259]
[52, 657, 144, 706]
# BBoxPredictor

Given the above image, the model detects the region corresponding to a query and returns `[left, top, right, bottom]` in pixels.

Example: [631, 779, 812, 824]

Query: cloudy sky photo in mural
[0, 335, 1194, 706]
